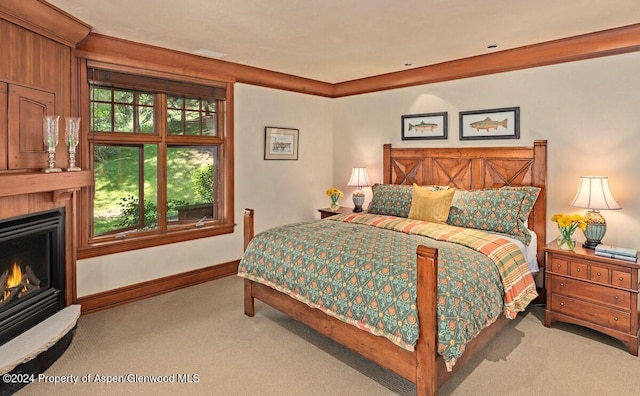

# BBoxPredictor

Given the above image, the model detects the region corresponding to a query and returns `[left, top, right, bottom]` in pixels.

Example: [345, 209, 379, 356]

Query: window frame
[77, 62, 234, 259]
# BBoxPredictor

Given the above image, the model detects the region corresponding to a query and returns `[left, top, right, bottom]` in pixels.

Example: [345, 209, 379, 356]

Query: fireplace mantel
[0, 171, 93, 198]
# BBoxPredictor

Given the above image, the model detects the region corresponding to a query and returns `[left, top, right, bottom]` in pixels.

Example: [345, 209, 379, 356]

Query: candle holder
[64, 117, 81, 171]
[42, 115, 62, 173]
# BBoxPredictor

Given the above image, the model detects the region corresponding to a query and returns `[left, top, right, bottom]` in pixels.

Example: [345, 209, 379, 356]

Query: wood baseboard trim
[75, 260, 239, 315]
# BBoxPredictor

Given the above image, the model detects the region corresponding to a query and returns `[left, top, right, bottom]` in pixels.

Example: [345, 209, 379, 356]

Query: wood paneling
[7, 84, 55, 169]
[0, 6, 90, 307]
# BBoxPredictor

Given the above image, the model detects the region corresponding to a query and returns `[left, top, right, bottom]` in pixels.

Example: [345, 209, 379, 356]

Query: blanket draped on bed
[238, 214, 537, 370]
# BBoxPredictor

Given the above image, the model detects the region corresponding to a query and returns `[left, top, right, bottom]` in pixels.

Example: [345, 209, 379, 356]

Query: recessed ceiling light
[194, 48, 227, 59]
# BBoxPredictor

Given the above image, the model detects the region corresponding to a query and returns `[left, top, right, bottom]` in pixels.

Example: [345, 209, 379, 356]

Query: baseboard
[75, 260, 239, 315]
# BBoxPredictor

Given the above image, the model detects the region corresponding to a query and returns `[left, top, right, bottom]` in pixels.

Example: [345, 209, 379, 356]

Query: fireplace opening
[0, 209, 65, 346]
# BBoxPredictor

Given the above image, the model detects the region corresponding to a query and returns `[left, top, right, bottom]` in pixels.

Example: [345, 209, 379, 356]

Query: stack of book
[594, 245, 638, 263]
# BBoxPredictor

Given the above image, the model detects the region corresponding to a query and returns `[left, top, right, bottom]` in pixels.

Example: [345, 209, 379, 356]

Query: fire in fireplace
[1, 263, 42, 308]
[0, 209, 65, 346]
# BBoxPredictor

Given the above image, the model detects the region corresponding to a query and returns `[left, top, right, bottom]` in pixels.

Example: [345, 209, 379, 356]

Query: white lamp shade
[347, 167, 371, 187]
[570, 176, 621, 210]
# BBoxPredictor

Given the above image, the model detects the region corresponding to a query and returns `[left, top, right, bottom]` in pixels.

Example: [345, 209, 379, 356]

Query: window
[81, 68, 233, 257]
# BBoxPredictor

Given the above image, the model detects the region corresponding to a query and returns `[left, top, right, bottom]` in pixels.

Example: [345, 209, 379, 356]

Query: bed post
[383, 144, 392, 184]
[243, 208, 255, 317]
[415, 245, 439, 396]
[532, 140, 547, 269]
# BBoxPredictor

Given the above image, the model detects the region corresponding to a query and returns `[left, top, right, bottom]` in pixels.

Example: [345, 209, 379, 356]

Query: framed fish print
[264, 127, 299, 160]
[401, 112, 448, 140]
[459, 107, 520, 140]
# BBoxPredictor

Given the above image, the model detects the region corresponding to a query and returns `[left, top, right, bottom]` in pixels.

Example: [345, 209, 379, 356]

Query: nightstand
[318, 207, 357, 219]
[544, 241, 640, 355]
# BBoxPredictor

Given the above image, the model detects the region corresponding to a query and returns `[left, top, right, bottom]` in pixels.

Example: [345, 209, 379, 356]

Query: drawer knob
[614, 317, 619, 321]
[557, 264, 561, 268]
[560, 302, 564, 307]
[619, 277, 624, 281]
[560, 283, 564, 287]
[576, 268, 581, 272]
[615, 296, 619, 300]
[596, 272, 602, 276]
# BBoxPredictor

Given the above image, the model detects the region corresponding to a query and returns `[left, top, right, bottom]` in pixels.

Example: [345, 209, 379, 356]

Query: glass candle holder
[42, 115, 62, 173]
[64, 117, 81, 171]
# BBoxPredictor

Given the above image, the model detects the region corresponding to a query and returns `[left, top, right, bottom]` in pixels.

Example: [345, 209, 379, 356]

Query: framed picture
[401, 112, 448, 140]
[459, 107, 520, 140]
[264, 127, 299, 160]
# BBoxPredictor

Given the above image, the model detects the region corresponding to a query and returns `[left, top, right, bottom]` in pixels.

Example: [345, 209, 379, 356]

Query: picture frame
[401, 112, 448, 140]
[264, 127, 299, 160]
[459, 107, 520, 140]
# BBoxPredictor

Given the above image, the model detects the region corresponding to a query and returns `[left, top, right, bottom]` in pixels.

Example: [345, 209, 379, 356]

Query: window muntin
[167, 95, 216, 136]
[91, 86, 154, 134]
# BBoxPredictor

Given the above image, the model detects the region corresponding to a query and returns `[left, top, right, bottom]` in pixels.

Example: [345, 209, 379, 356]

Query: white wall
[333, 52, 640, 249]
[76, 84, 334, 297]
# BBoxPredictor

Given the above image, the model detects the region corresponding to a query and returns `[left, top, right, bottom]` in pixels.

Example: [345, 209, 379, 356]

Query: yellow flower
[326, 188, 344, 198]
[551, 212, 587, 239]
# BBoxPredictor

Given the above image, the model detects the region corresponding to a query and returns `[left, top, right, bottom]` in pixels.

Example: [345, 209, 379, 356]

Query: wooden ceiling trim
[77, 34, 334, 98]
[333, 23, 640, 97]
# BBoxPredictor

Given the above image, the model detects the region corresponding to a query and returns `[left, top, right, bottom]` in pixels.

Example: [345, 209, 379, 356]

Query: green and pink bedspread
[238, 213, 537, 370]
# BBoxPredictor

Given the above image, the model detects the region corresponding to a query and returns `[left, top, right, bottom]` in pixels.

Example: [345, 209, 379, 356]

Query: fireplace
[0, 209, 65, 346]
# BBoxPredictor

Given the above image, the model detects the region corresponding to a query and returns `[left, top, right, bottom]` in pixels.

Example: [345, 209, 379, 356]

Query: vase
[557, 235, 576, 250]
[330, 196, 340, 211]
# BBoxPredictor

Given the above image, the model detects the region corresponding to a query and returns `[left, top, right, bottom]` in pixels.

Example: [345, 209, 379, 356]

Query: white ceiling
[49, 0, 640, 83]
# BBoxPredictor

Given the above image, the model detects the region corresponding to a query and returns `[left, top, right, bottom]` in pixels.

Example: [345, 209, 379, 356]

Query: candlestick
[42, 115, 62, 173]
[64, 117, 81, 171]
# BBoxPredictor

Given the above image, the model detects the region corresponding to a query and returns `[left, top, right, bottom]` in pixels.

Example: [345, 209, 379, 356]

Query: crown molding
[0, 0, 91, 47]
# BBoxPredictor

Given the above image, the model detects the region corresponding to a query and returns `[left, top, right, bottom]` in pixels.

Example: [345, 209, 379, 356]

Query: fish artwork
[408, 120, 438, 133]
[470, 117, 508, 131]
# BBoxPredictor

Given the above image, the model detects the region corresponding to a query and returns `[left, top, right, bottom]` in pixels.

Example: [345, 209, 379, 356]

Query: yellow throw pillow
[408, 184, 456, 223]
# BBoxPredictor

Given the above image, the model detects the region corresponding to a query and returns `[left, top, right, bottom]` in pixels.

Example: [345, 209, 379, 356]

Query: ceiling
[48, 0, 640, 83]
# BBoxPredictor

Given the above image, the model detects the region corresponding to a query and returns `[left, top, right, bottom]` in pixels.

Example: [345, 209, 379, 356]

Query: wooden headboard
[383, 140, 547, 267]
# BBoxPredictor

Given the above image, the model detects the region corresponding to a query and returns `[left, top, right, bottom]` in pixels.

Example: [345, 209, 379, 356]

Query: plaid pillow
[446, 188, 532, 244]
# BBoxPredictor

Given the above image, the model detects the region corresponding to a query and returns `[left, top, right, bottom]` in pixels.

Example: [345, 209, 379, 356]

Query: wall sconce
[347, 167, 371, 213]
[570, 175, 621, 248]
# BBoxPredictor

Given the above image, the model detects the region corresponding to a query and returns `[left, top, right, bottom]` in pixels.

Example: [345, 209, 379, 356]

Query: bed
[239, 140, 547, 395]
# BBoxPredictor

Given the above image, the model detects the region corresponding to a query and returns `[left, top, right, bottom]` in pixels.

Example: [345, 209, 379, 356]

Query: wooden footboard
[241, 208, 474, 395]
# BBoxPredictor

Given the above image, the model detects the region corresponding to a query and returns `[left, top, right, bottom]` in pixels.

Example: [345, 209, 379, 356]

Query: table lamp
[347, 167, 371, 212]
[570, 176, 621, 248]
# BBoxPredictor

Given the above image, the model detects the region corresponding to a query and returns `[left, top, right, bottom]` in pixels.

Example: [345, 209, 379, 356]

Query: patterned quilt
[238, 214, 537, 370]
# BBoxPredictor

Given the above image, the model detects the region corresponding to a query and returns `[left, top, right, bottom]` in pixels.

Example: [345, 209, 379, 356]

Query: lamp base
[582, 240, 600, 249]
[352, 190, 365, 213]
[582, 215, 607, 250]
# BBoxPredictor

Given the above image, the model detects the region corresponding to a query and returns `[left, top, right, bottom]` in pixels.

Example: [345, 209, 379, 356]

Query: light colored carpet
[15, 276, 640, 396]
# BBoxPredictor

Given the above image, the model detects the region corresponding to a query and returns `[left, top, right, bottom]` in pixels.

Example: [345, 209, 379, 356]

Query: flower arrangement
[551, 213, 587, 250]
[326, 188, 343, 211]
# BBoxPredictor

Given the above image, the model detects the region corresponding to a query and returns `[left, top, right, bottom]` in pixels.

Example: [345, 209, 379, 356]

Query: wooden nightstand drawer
[551, 294, 631, 333]
[569, 261, 588, 279]
[612, 270, 632, 289]
[549, 256, 569, 275]
[589, 265, 609, 285]
[550, 275, 631, 310]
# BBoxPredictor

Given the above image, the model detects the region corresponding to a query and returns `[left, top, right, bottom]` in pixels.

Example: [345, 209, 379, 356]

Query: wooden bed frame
[242, 140, 547, 395]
